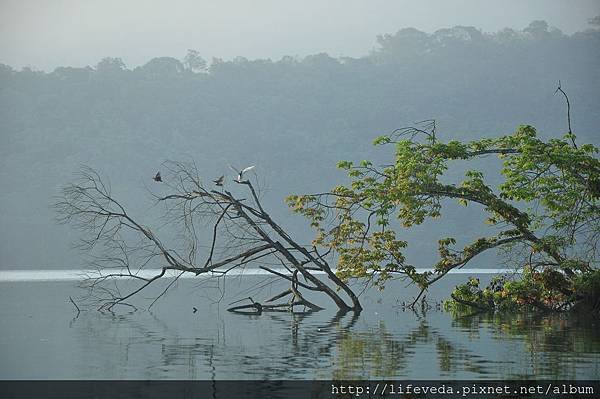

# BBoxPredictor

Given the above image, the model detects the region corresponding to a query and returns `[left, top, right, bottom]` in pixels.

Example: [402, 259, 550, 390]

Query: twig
[555, 80, 576, 148]
[69, 296, 81, 315]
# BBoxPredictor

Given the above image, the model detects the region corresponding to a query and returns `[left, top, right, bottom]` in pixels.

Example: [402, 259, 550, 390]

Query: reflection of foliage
[289, 122, 599, 310]
[450, 311, 600, 379]
[333, 322, 411, 379]
[331, 319, 489, 379]
[69, 297, 600, 379]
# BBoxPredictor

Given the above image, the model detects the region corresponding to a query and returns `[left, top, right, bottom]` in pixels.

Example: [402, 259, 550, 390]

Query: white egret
[228, 164, 255, 182]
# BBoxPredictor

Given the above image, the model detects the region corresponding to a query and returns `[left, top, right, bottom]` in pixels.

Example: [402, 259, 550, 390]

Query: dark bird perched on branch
[213, 175, 224, 186]
[153, 171, 162, 182]
[229, 165, 255, 182]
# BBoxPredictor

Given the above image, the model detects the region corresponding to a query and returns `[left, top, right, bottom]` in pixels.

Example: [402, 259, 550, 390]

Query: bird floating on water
[153, 171, 162, 182]
[229, 164, 255, 182]
[213, 175, 225, 186]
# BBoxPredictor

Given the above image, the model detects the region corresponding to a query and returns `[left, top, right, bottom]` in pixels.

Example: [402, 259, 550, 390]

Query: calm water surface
[0, 274, 599, 379]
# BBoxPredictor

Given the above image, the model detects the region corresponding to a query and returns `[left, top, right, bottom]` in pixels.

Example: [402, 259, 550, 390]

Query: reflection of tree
[450, 312, 600, 379]
[156, 310, 362, 380]
[69, 307, 600, 379]
[331, 315, 490, 379]
[70, 309, 363, 379]
[332, 321, 411, 379]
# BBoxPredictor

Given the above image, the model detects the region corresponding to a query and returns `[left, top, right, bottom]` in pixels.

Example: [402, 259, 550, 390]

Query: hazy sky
[1, 0, 599, 71]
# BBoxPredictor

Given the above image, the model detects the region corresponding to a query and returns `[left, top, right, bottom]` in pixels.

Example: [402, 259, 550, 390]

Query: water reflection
[65, 306, 600, 380]
[150, 310, 361, 379]
[451, 312, 600, 379]
[330, 314, 498, 379]
[1, 280, 598, 379]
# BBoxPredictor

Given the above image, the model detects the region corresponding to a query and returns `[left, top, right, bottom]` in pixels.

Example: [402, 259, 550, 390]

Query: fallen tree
[55, 162, 362, 312]
[288, 116, 599, 314]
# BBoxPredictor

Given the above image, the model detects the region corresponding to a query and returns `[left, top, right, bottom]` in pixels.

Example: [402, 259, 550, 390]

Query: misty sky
[1, 0, 599, 71]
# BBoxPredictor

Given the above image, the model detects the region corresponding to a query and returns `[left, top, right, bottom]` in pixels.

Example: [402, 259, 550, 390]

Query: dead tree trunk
[55, 163, 362, 313]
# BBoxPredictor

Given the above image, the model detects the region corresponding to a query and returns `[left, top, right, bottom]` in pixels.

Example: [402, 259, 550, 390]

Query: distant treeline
[1, 21, 599, 268]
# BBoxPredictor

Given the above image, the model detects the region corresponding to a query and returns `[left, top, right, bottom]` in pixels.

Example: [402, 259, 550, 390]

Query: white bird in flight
[229, 164, 255, 182]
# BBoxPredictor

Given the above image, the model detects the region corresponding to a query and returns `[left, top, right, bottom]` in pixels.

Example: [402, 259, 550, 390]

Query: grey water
[0, 273, 599, 380]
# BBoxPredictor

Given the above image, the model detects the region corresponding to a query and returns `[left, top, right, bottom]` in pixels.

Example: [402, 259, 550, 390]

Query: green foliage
[289, 123, 600, 310]
[445, 268, 600, 313]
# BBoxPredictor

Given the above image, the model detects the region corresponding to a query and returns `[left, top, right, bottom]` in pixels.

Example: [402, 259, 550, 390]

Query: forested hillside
[1, 21, 599, 268]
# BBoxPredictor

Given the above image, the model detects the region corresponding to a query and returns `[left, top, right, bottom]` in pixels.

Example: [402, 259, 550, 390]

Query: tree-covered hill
[1, 21, 598, 268]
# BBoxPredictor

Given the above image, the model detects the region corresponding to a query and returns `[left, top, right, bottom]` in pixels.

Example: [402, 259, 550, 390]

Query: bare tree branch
[56, 164, 362, 313]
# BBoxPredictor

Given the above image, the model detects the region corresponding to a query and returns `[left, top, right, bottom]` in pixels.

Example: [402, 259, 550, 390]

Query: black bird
[153, 171, 162, 182]
[213, 175, 224, 186]
[192, 307, 198, 313]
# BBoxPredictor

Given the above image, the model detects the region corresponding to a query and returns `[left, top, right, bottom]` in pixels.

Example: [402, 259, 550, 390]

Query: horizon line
[0, 268, 520, 282]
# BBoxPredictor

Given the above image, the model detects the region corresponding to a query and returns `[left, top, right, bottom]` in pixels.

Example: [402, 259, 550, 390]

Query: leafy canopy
[287, 123, 599, 300]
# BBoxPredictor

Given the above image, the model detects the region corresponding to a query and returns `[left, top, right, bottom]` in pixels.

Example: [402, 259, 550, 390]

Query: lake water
[1, 272, 599, 380]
